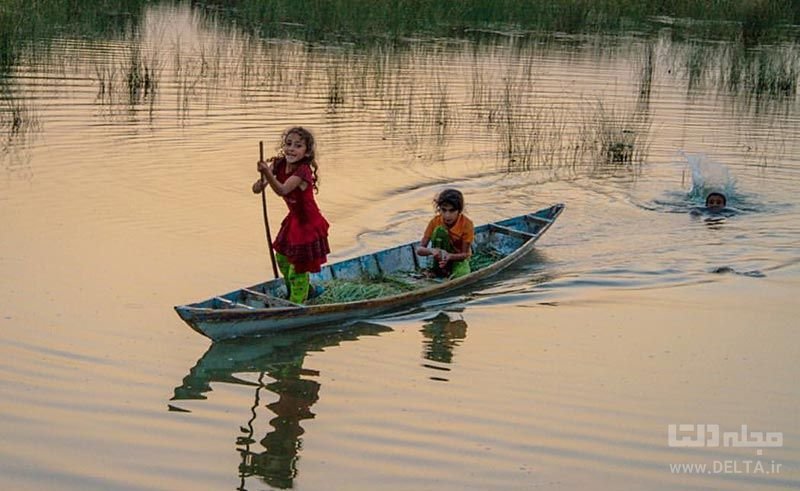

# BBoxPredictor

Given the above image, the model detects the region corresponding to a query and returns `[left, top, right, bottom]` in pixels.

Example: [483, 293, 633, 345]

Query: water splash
[680, 152, 737, 206]
[646, 152, 745, 215]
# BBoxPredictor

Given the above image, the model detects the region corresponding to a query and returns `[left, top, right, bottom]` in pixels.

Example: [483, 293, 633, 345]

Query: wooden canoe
[175, 203, 564, 341]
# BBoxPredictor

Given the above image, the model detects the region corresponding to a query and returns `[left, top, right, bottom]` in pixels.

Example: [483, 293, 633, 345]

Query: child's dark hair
[434, 188, 465, 212]
[280, 126, 320, 192]
[705, 191, 726, 207]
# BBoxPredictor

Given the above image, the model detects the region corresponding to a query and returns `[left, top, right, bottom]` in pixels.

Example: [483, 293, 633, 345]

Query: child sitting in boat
[252, 127, 330, 304]
[415, 188, 474, 279]
[705, 191, 727, 211]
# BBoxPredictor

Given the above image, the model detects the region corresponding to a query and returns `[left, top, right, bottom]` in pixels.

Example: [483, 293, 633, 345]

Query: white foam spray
[680, 152, 737, 204]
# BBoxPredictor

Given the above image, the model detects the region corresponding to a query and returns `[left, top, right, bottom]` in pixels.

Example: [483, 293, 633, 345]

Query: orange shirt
[423, 214, 475, 253]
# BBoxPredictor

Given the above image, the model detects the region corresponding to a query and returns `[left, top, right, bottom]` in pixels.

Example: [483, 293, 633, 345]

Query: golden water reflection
[170, 322, 392, 490]
[4, 3, 798, 181]
[170, 313, 476, 488]
[420, 313, 468, 382]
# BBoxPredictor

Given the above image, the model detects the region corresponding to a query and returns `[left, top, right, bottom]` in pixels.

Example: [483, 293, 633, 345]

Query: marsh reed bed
[1, 0, 797, 173]
[204, 0, 799, 42]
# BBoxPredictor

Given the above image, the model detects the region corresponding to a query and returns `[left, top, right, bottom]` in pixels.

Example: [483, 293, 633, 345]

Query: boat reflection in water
[419, 312, 468, 382]
[170, 322, 393, 490]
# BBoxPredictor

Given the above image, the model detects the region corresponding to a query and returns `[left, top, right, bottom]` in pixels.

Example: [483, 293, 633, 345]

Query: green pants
[276, 253, 310, 304]
[429, 226, 470, 279]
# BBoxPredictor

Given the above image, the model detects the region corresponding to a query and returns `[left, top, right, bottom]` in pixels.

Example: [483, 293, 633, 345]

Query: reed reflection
[170, 322, 392, 490]
[1, 2, 797, 175]
[1, 65, 38, 175]
[420, 313, 468, 382]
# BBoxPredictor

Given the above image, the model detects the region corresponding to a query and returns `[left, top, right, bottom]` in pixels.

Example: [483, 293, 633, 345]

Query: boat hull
[175, 204, 564, 341]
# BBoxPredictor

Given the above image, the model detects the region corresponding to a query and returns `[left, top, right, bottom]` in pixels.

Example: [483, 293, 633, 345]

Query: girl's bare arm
[255, 159, 308, 195]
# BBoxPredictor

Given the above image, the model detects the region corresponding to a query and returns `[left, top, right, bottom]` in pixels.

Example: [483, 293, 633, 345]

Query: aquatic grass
[0, 9, 19, 74]
[0, 80, 39, 172]
[736, 120, 792, 168]
[2, 0, 799, 57]
[0, 0, 149, 47]
[325, 64, 345, 109]
[308, 276, 417, 305]
[2, 0, 793, 171]
[637, 40, 655, 107]
[307, 249, 505, 305]
[124, 42, 158, 104]
[204, 0, 800, 44]
[483, 56, 558, 171]
[484, 59, 652, 173]
[357, 44, 394, 103]
[465, 40, 648, 174]
[469, 248, 505, 271]
[381, 54, 458, 160]
[0, 82, 39, 138]
[645, 1, 796, 43]
[1, 91, 27, 135]
[664, 37, 799, 109]
[683, 41, 712, 93]
[89, 33, 162, 111]
[749, 48, 799, 98]
[584, 99, 651, 166]
[497, 96, 652, 174]
[488, 69, 589, 173]
[426, 73, 454, 142]
[497, 103, 576, 172]
[494, 73, 527, 168]
[722, 43, 748, 95]
[738, 0, 796, 44]
[93, 61, 117, 100]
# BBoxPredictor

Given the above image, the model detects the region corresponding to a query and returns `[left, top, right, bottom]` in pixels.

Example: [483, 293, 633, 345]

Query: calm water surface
[1, 4, 799, 490]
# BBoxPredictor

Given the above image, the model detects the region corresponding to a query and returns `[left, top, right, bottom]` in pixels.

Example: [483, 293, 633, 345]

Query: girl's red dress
[271, 158, 330, 273]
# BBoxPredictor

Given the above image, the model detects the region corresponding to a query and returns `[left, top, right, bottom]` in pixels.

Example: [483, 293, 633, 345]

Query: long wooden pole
[260, 141, 279, 279]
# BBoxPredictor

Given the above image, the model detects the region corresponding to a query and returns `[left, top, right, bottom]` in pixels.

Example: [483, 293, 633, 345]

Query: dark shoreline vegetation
[1, 0, 798, 51]
[208, 0, 800, 44]
[1, 0, 798, 171]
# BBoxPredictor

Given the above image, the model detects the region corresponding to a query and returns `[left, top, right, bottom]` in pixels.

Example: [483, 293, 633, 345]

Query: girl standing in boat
[416, 188, 474, 279]
[252, 127, 330, 303]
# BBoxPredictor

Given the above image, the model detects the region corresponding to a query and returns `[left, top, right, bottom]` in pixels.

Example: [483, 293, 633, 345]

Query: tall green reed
[584, 99, 651, 167]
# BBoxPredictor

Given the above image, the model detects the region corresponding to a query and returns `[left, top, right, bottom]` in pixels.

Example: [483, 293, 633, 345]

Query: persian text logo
[668, 424, 783, 456]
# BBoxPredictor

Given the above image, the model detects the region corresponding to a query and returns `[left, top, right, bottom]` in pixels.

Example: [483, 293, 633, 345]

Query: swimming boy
[705, 192, 727, 211]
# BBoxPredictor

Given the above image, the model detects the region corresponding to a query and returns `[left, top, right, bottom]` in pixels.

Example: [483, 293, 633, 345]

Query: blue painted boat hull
[175, 204, 564, 341]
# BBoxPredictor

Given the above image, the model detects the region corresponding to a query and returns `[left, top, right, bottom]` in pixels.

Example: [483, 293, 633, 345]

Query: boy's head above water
[705, 192, 727, 210]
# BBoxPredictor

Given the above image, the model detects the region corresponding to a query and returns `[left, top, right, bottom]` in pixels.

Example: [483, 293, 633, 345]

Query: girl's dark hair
[434, 188, 465, 212]
[280, 126, 320, 192]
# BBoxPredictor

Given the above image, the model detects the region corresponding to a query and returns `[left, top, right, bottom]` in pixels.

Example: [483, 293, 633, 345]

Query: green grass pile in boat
[469, 248, 505, 271]
[306, 249, 506, 305]
[308, 276, 418, 305]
